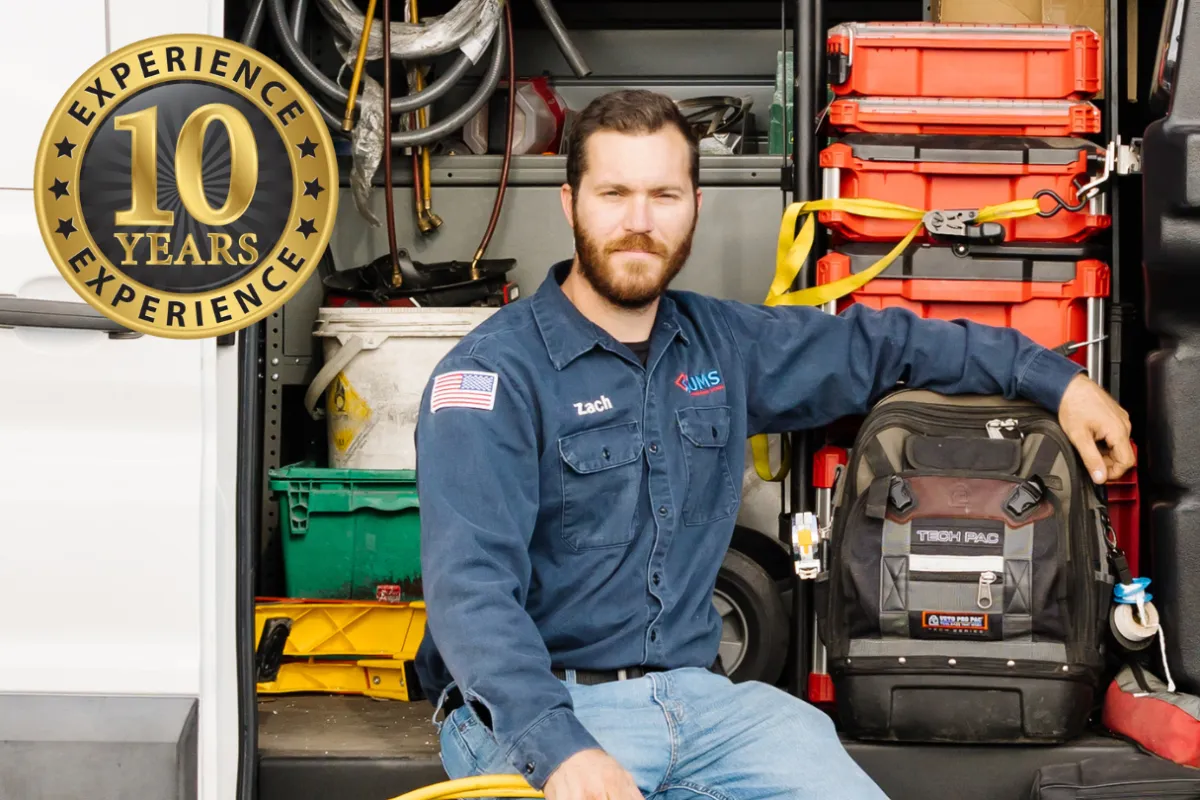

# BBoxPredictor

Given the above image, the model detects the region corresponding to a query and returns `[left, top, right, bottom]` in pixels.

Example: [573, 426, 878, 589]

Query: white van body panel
[0, 1, 236, 798]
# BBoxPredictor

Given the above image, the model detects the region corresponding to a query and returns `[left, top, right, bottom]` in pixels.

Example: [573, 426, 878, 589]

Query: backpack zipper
[906, 557, 1002, 610]
[986, 417, 1020, 439]
[977, 570, 997, 609]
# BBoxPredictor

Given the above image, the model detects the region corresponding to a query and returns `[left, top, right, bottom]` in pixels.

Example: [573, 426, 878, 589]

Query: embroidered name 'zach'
[575, 395, 613, 416]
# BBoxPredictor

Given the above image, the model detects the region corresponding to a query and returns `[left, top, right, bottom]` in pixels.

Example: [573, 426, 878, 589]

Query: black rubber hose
[241, 0, 268, 47]
[390, 11, 506, 148]
[531, 0, 591, 78]
[234, 323, 263, 800]
[291, 0, 308, 39]
[267, 0, 480, 116]
[255, 0, 347, 136]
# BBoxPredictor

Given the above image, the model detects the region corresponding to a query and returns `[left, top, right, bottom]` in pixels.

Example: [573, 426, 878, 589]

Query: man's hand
[1057, 374, 1135, 484]
[543, 748, 644, 800]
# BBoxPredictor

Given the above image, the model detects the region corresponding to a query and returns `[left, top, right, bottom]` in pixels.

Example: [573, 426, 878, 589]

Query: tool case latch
[923, 209, 1006, 252]
[826, 51, 850, 86]
[1116, 137, 1142, 176]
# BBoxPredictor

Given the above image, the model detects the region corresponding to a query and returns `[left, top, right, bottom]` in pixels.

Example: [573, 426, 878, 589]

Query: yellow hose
[384, 775, 544, 800]
[342, 0, 378, 130]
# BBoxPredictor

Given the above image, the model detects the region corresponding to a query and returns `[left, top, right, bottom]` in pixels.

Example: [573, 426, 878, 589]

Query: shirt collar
[531, 260, 688, 370]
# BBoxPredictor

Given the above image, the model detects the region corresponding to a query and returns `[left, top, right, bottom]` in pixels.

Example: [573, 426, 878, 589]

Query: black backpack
[816, 389, 1113, 743]
[1029, 753, 1200, 799]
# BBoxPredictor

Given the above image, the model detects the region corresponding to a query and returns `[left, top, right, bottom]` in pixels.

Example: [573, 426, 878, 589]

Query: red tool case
[1106, 443, 1142, 578]
[827, 98, 1102, 137]
[819, 134, 1111, 244]
[815, 243, 1110, 364]
[826, 22, 1102, 100]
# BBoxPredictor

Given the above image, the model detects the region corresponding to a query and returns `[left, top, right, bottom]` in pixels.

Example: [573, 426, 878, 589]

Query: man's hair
[564, 89, 700, 195]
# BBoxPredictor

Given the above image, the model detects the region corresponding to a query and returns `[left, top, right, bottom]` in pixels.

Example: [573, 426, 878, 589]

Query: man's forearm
[424, 567, 602, 787]
[718, 300, 1084, 435]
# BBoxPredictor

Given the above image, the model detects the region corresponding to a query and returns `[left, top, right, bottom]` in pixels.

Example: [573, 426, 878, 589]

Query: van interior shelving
[228, 1, 1169, 798]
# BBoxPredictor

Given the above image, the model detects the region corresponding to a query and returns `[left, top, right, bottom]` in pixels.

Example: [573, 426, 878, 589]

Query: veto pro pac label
[912, 610, 1000, 640]
[922, 611, 989, 632]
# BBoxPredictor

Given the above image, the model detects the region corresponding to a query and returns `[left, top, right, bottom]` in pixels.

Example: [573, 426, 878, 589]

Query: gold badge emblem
[33, 34, 337, 339]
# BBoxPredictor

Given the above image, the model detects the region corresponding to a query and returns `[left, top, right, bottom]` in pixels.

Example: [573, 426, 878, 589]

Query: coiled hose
[266, 0, 504, 146]
[384, 775, 543, 800]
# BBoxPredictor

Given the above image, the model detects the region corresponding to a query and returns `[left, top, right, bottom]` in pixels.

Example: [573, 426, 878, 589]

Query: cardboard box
[932, 0, 1109, 97]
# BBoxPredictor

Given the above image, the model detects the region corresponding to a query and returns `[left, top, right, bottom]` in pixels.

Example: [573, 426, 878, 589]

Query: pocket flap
[559, 422, 644, 474]
[677, 406, 732, 448]
[905, 435, 1021, 474]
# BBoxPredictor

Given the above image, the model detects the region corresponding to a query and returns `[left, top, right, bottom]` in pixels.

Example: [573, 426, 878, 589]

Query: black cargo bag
[1029, 753, 1200, 799]
[816, 389, 1114, 743]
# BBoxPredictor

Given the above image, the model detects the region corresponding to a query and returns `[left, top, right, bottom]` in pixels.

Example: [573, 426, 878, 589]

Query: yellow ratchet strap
[749, 197, 1041, 482]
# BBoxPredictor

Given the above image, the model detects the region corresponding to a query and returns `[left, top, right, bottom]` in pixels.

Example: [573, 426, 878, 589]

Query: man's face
[562, 127, 701, 309]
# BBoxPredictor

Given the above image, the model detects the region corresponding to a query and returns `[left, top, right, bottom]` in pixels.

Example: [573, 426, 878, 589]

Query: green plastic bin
[269, 462, 422, 601]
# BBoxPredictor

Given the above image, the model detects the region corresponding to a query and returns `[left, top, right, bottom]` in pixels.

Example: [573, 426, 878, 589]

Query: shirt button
[650, 629, 658, 641]
[652, 573, 661, 585]
[524, 762, 536, 774]
[658, 505, 668, 517]
[649, 442, 659, 454]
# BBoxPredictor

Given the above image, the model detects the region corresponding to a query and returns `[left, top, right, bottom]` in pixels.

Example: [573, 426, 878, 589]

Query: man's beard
[573, 216, 696, 310]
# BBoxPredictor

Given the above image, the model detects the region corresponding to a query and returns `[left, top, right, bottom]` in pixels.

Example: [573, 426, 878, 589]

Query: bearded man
[412, 89, 1134, 800]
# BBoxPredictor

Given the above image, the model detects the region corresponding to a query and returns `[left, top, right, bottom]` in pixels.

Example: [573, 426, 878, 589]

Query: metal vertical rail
[1103, 0, 1122, 399]
[789, 0, 819, 700]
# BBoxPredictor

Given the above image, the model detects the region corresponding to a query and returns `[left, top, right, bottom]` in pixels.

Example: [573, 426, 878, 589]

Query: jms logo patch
[923, 611, 988, 632]
[675, 370, 724, 396]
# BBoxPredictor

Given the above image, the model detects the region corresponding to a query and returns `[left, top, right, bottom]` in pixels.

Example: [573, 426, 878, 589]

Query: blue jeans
[437, 667, 889, 799]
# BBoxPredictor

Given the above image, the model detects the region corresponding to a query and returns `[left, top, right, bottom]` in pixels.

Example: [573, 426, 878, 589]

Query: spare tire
[712, 548, 789, 685]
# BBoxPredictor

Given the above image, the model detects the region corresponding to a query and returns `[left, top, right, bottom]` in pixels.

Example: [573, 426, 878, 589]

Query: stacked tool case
[804, 21, 1142, 723]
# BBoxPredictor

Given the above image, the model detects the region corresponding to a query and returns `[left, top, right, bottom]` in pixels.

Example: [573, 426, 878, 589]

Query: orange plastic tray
[819, 135, 1111, 244]
[827, 22, 1101, 100]
[827, 98, 1101, 137]
[817, 244, 1110, 365]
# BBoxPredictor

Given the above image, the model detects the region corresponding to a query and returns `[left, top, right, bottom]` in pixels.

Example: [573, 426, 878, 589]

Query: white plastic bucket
[306, 306, 499, 470]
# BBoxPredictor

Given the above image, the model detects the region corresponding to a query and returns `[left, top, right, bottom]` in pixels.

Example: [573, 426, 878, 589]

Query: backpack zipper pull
[986, 418, 1020, 440]
[977, 571, 996, 609]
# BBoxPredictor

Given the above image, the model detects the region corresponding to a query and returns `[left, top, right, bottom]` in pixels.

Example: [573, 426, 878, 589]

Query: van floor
[256, 696, 1138, 800]
[258, 696, 439, 758]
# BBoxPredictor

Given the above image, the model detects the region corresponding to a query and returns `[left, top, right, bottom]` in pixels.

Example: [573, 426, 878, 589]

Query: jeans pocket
[676, 406, 738, 526]
[559, 422, 644, 550]
[441, 705, 504, 778]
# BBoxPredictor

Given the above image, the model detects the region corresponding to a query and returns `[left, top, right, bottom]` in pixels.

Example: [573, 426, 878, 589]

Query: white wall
[0, 1, 235, 798]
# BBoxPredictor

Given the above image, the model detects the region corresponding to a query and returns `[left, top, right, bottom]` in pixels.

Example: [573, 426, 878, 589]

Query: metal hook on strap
[1036, 142, 1115, 217]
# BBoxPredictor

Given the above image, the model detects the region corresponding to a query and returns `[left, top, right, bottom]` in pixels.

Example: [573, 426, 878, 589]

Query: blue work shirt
[413, 260, 1083, 787]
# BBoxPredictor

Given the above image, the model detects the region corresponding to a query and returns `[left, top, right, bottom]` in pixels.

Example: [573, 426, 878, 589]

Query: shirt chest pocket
[676, 406, 739, 526]
[558, 422, 644, 551]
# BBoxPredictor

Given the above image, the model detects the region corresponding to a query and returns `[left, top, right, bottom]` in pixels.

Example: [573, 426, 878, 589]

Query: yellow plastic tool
[749, 197, 1042, 482]
[257, 659, 418, 701]
[254, 599, 426, 659]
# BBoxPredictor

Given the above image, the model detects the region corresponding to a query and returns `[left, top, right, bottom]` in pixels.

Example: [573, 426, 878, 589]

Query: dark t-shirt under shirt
[624, 339, 650, 366]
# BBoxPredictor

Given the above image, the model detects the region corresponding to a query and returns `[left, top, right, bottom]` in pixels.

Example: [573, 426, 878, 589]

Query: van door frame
[236, 322, 264, 800]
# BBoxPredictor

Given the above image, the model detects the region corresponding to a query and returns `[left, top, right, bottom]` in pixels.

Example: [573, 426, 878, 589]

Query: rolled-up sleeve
[416, 353, 600, 787]
[714, 301, 1083, 436]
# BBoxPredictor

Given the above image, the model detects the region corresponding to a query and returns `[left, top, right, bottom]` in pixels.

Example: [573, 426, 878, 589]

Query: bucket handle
[304, 334, 367, 419]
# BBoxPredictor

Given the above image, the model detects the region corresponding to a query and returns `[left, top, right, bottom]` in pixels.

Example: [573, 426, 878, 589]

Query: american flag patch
[430, 370, 499, 412]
